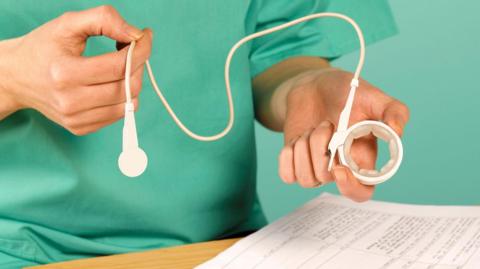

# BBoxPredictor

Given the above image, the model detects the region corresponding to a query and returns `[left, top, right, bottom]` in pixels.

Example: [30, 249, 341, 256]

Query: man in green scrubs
[0, 1, 409, 267]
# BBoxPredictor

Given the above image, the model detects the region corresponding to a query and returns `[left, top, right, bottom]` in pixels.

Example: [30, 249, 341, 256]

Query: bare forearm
[0, 38, 22, 120]
[252, 56, 330, 131]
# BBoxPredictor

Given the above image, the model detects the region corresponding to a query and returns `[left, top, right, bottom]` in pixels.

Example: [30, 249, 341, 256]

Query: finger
[382, 100, 410, 137]
[279, 140, 296, 184]
[360, 84, 409, 137]
[332, 165, 375, 202]
[293, 130, 320, 188]
[64, 98, 139, 131]
[78, 65, 144, 110]
[309, 121, 335, 184]
[74, 29, 152, 85]
[349, 134, 377, 171]
[73, 117, 123, 136]
[60, 5, 144, 42]
[52, 66, 144, 115]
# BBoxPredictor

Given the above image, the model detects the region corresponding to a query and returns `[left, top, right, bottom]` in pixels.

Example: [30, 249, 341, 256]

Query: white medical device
[118, 12, 403, 185]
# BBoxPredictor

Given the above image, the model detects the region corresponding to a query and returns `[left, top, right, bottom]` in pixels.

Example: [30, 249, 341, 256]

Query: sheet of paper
[197, 193, 480, 269]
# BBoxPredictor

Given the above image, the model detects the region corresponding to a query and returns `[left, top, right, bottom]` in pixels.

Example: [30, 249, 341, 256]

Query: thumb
[332, 165, 374, 202]
[381, 100, 410, 137]
[59, 5, 144, 43]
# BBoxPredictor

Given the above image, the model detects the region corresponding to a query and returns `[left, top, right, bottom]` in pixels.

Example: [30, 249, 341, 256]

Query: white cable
[125, 40, 135, 104]
[124, 12, 366, 141]
[119, 12, 404, 184]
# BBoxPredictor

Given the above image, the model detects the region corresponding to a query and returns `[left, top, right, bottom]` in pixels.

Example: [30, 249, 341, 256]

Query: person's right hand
[0, 5, 152, 135]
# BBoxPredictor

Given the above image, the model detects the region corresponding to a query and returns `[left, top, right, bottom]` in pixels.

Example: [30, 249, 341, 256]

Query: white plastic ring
[338, 120, 403, 185]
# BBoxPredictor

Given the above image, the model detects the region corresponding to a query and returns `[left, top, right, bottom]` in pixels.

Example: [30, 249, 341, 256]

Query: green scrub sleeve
[249, 0, 398, 77]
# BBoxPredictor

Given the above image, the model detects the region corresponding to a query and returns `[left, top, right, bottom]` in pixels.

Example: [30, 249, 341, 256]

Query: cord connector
[350, 78, 359, 88]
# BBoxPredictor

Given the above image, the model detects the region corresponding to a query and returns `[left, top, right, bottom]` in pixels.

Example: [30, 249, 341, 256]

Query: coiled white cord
[124, 12, 365, 141]
[118, 12, 405, 184]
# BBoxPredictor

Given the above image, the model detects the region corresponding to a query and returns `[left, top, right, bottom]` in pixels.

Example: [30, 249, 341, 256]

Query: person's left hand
[278, 68, 409, 202]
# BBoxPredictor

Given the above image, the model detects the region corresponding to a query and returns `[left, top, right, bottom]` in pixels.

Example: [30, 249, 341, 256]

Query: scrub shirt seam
[250, 26, 398, 77]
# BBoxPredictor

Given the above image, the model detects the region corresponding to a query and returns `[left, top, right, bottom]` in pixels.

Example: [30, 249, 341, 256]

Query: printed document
[197, 193, 480, 269]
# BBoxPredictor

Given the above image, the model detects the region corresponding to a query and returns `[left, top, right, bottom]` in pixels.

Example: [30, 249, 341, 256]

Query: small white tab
[327, 130, 349, 171]
[122, 103, 139, 150]
[327, 152, 336, 171]
[125, 102, 135, 112]
[350, 78, 359, 88]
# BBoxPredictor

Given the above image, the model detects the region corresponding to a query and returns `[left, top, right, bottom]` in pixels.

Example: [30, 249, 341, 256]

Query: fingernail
[390, 119, 404, 137]
[396, 116, 406, 132]
[333, 166, 347, 184]
[395, 114, 406, 124]
[125, 24, 144, 40]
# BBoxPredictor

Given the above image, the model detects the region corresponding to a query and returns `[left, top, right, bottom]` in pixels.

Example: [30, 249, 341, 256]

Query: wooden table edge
[26, 237, 242, 269]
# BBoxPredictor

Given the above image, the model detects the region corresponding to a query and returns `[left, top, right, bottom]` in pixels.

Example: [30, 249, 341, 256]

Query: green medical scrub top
[0, 0, 397, 267]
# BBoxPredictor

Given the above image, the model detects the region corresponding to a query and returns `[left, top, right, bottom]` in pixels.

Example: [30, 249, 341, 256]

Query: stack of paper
[197, 193, 480, 269]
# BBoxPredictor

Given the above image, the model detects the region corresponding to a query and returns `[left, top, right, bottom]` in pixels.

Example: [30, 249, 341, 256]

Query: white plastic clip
[327, 76, 404, 185]
[350, 78, 359, 88]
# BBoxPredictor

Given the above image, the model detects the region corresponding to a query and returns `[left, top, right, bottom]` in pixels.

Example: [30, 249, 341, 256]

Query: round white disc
[118, 147, 148, 178]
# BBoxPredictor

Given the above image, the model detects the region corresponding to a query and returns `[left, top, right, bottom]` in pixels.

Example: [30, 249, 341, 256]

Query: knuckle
[98, 5, 117, 17]
[55, 12, 77, 34]
[54, 96, 76, 116]
[48, 62, 69, 90]
[112, 63, 126, 79]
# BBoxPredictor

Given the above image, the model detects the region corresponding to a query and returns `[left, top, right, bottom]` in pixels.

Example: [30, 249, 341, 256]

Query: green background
[256, 0, 480, 222]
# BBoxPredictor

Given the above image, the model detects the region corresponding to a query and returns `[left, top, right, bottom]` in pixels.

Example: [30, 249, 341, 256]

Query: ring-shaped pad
[338, 120, 403, 185]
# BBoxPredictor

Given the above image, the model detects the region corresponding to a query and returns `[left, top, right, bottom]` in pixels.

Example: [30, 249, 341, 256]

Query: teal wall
[256, 0, 480, 222]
